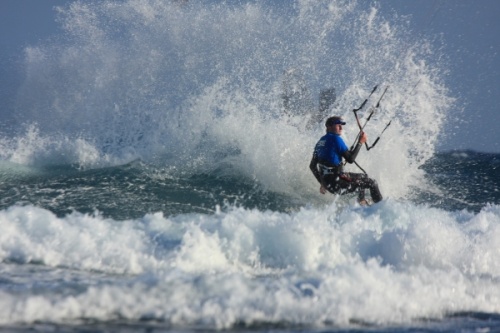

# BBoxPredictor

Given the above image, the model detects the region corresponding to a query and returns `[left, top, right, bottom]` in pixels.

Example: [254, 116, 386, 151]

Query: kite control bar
[351, 85, 391, 151]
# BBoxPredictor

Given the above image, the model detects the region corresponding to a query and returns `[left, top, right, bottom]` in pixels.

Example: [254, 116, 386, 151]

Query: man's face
[328, 124, 343, 135]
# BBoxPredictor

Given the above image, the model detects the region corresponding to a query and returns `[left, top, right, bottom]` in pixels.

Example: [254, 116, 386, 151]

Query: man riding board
[309, 116, 383, 205]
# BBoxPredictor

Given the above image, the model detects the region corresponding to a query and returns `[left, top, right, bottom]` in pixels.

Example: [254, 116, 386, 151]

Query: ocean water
[1, 1, 499, 332]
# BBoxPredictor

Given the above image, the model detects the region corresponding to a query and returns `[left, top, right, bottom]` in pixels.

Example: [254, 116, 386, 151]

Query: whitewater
[0, 0, 499, 332]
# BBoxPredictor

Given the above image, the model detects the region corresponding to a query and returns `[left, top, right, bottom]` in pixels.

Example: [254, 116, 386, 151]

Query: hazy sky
[1, 0, 499, 153]
[386, 1, 500, 153]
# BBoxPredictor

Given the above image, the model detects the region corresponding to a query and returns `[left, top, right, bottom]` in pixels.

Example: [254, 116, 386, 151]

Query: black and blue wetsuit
[309, 132, 383, 203]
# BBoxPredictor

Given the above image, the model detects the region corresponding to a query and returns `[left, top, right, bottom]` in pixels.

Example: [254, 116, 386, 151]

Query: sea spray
[2, 0, 452, 201]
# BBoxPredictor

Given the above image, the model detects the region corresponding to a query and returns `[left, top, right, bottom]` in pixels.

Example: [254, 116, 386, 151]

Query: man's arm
[342, 132, 367, 164]
[309, 154, 322, 184]
[309, 153, 328, 194]
[342, 142, 362, 163]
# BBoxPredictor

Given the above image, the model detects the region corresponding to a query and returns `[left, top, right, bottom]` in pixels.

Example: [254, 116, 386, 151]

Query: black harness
[318, 162, 343, 177]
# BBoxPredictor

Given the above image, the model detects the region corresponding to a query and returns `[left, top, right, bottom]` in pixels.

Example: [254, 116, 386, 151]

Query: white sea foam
[0, 201, 499, 327]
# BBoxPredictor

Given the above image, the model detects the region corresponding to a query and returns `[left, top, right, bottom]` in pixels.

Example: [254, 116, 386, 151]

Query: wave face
[2, 1, 498, 332]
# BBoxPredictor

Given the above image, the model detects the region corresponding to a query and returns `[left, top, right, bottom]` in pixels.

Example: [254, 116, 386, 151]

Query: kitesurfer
[309, 116, 383, 205]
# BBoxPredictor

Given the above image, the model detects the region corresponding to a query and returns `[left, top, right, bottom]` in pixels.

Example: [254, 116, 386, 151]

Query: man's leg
[339, 173, 383, 203]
